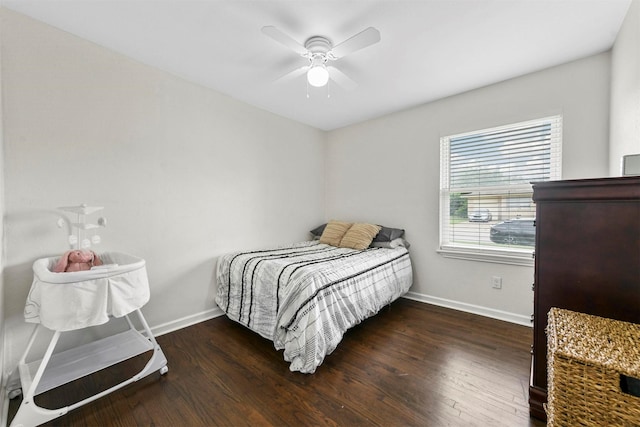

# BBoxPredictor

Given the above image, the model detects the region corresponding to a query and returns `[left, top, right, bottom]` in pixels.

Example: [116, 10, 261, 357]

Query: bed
[215, 222, 413, 373]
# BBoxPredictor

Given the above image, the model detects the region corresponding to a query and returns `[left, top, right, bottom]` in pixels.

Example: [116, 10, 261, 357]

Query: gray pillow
[373, 226, 405, 242]
[310, 223, 327, 239]
[371, 238, 410, 249]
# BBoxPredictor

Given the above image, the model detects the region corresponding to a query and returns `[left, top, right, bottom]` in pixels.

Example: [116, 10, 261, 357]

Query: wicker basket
[546, 308, 640, 426]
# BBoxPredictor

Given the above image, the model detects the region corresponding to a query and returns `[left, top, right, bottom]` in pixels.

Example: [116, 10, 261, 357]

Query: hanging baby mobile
[54, 204, 107, 272]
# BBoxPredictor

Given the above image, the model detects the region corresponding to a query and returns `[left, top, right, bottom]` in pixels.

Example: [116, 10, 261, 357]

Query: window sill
[437, 247, 534, 267]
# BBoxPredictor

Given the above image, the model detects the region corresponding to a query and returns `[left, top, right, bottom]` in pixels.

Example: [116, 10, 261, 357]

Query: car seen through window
[489, 218, 535, 246]
[468, 208, 492, 222]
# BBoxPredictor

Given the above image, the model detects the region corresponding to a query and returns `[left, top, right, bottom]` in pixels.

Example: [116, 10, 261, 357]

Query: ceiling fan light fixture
[307, 64, 329, 87]
[263, 26, 381, 92]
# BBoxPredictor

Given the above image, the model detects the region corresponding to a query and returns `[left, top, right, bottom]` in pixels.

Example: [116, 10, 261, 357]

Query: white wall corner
[0, 375, 18, 427]
[0, 387, 8, 427]
[609, 0, 640, 175]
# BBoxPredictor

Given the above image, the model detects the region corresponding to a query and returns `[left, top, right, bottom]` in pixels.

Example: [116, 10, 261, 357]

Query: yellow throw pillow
[319, 220, 353, 247]
[339, 223, 382, 250]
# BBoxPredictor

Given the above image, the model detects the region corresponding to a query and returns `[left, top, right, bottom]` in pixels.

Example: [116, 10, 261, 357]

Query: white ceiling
[1, 0, 632, 130]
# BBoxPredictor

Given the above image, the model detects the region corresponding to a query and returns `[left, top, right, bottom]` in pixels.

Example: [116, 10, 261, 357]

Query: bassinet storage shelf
[19, 328, 156, 396]
[9, 252, 168, 427]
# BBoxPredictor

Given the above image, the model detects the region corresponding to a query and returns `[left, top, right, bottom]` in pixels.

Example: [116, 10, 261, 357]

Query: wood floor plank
[8, 298, 544, 426]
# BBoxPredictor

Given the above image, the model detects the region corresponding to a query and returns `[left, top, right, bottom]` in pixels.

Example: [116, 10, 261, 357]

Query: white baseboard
[403, 291, 532, 327]
[150, 307, 224, 337]
[150, 296, 531, 340]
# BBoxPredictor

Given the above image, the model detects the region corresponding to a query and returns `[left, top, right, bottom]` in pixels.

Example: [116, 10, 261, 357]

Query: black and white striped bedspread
[215, 240, 413, 373]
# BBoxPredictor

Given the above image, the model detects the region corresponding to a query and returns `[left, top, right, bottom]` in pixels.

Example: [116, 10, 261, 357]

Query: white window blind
[439, 116, 562, 264]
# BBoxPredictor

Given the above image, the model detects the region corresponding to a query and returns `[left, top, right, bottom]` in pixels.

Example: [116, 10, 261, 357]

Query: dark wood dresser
[529, 176, 640, 420]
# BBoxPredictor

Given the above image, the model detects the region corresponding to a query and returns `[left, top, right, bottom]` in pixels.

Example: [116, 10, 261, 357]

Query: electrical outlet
[492, 276, 502, 289]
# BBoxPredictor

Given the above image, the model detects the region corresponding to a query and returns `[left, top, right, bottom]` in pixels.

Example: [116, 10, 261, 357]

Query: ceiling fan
[261, 26, 381, 90]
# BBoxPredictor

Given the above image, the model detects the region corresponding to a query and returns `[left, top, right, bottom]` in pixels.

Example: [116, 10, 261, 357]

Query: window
[439, 116, 562, 265]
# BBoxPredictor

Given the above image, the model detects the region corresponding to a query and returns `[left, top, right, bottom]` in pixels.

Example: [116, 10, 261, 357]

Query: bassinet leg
[10, 329, 69, 427]
[126, 309, 168, 377]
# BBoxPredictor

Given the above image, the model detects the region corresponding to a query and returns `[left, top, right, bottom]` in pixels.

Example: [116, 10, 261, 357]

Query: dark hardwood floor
[9, 298, 545, 426]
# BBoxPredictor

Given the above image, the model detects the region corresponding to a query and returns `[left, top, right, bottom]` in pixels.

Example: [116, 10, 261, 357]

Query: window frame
[438, 116, 562, 266]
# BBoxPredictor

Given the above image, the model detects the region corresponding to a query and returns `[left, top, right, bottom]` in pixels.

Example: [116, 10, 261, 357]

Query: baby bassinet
[26, 252, 150, 331]
[10, 252, 168, 427]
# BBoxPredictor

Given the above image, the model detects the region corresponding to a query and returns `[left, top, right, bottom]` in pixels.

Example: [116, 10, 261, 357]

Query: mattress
[215, 241, 413, 373]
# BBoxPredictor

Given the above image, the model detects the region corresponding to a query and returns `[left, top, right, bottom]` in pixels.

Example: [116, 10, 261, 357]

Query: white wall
[0, 8, 325, 375]
[0, 16, 6, 420]
[326, 53, 612, 323]
[610, 0, 640, 175]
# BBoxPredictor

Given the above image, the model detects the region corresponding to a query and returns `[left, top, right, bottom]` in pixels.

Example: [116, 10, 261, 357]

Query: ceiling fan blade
[327, 66, 357, 90]
[261, 26, 308, 56]
[331, 27, 380, 59]
[275, 65, 308, 83]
